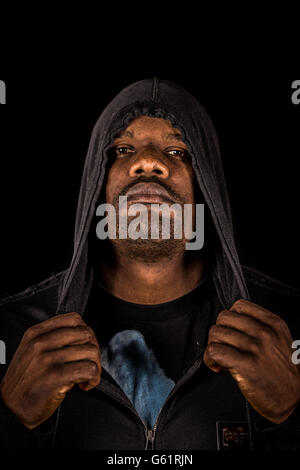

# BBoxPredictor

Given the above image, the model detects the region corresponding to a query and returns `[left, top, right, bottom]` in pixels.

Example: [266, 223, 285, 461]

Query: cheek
[105, 165, 117, 204]
[173, 167, 195, 204]
[105, 161, 127, 203]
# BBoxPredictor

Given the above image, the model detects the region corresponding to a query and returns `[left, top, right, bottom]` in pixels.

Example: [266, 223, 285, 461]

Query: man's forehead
[115, 116, 183, 141]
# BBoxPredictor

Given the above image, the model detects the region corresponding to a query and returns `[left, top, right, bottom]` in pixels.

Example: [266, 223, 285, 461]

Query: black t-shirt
[84, 272, 219, 383]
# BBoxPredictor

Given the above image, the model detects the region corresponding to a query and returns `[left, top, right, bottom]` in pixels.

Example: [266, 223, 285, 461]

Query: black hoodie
[1, 78, 300, 450]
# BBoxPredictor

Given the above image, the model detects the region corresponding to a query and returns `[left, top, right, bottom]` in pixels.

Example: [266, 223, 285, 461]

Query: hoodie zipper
[96, 358, 202, 450]
[144, 429, 155, 450]
[96, 382, 151, 449]
[144, 358, 201, 449]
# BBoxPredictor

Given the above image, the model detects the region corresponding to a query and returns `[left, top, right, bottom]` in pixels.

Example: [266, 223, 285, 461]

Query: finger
[27, 325, 96, 351]
[230, 299, 285, 330]
[54, 360, 101, 394]
[46, 343, 102, 372]
[216, 310, 268, 338]
[208, 324, 259, 354]
[203, 346, 223, 373]
[204, 341, 249, 372]
[23, 312, 85, 342]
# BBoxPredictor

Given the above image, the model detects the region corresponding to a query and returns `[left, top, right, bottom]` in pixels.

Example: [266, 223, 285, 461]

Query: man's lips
[125, 182, 175, 204]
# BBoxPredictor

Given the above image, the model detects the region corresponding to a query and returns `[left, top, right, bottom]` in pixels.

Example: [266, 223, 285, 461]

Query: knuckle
[271, 314, 283, 328]
[210, 324, 219, 333]
[85, 326, 95, 336]
[24, 324, 39, 340]
[216, 310, 229, 323]
[29, 337, 44, 354]
[38, 351, 50, 366]
[84, 343, 99, 357]
[209, 324, 219, 338]
[66, 311, 83, 324]
[82, 326, 94, 340]
[86, 361, 98, 376]
[73, 325, 91, 340]
[72, 312, 82, 321]
[249, 339, 260, 355]
[259, 326, 277, 342]
[281, 321, 292, 338]
[207, 342, 218, 356]
[85, 326, 96, 341]
[231, 299, 245, 310]
[216, 313, 234, 328]
[90, 343, 100, 354]
[66, 311, 81, 318]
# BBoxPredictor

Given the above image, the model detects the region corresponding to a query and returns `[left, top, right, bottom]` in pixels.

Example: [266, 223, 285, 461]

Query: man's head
[58, 79, 244, 313]
[101, 115, 202, 262]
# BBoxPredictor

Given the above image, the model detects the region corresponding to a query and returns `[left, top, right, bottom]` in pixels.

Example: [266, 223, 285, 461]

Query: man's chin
[110, 237, 185, 263]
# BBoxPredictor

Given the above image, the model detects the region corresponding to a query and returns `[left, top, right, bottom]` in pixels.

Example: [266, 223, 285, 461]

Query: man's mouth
[125, 183, 176, 204]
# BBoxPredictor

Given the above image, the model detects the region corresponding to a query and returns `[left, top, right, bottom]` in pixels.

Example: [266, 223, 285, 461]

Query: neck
[97, 244, 205, 304]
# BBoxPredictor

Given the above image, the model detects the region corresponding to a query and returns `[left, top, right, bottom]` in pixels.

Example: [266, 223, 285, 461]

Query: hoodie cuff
[253, 404, 300, 449]
[0, 396, 54, 449]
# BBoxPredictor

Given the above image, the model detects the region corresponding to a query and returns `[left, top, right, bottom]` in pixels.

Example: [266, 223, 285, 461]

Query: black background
[0, 66, 299, 297]
[0, 17, 299, 463]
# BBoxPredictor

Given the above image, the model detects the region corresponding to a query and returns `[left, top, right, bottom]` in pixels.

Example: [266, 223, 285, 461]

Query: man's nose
[129, 147, 169, 179]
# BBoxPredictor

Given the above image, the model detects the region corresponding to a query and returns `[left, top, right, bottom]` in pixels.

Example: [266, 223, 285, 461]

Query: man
[0, 79, 300, 450]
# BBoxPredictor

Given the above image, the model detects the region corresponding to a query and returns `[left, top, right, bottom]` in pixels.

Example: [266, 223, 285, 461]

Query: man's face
[106, 115, 195, 208]
[103, 115, 198, 260]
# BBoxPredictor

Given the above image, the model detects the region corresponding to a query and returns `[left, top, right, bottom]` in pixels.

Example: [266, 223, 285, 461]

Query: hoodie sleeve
[0, 396, 55, 450]
[253, 403, 300, 450]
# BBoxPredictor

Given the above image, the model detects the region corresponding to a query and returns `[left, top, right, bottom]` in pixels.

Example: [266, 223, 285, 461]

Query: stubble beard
[111, 208, 186, 264]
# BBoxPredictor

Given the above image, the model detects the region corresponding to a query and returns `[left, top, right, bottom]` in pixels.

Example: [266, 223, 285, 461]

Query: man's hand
[203, 299, 300, 424]
[0, 312, 101, 429]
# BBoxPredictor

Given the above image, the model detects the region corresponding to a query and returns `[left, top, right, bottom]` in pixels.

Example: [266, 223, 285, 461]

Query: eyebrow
[115, 130, 134, 139]
[114, 130, 183, 141]
[164, 132, 183, 141]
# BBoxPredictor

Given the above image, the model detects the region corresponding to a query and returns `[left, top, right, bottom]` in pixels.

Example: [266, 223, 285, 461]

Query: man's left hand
[203, 299, 300, 423]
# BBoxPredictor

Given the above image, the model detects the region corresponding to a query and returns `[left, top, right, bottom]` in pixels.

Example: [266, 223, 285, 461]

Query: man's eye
[115, 147, 133, 156]
[167, 149, 186, 158]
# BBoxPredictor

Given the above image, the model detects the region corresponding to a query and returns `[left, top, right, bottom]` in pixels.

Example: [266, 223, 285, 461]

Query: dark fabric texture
[85, 273, 218, 429]
[1, 267, 300, 449]
[0, 79, 300, 449]
[84, 272, 215, 383]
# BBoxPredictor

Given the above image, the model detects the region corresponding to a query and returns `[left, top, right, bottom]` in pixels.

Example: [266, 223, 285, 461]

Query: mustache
[116, 176, 183, 204]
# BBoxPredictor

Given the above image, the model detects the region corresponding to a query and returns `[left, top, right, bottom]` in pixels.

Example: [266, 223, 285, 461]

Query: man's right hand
[0, 312, 101, 429]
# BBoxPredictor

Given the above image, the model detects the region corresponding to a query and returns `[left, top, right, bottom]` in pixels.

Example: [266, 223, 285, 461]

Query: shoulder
[243, 265, 300, 297]
[0, 271, 65, 317]
[242, 265, 300, 335]
[0, 272, 65, 369]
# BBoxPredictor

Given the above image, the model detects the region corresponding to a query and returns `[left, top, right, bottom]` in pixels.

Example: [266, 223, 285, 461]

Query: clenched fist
[204, 299, 300, 424]
[0, 312, 101, 429]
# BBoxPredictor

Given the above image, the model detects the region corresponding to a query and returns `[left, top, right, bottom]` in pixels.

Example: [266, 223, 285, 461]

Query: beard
[111, 204, 187, 263]
[110, 235, 186, 264]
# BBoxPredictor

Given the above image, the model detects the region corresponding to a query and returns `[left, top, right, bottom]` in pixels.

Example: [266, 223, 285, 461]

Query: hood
[56, 78, 250, 315]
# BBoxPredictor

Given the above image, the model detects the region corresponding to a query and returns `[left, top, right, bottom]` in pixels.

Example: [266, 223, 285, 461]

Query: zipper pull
[145, 429, 155, 450]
